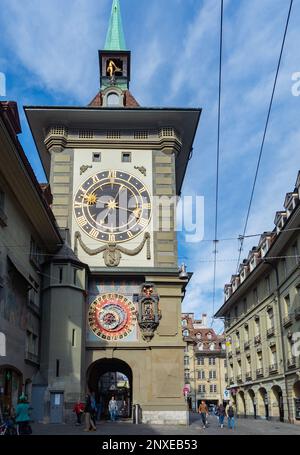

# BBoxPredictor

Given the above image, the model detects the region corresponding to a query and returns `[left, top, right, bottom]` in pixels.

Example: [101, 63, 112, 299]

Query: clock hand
[112, 185, 125, 204]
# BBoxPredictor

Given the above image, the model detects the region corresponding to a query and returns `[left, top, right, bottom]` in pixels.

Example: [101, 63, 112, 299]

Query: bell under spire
[104, 0, 127, 51]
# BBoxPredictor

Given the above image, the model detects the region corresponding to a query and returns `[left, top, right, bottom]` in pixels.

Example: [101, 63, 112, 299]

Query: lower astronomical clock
[88, 293, 137, 341]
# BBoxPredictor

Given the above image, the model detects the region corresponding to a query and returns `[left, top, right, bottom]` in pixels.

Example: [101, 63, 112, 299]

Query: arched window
[183, 329, 189, 337]
[196, 333, 202, 340]
[198, 342, 204, 351]
[107, 93, 120, 106]
[207, 332, 212, 340]
[181, 319, 187, 327]
[210, 343, 216, 351]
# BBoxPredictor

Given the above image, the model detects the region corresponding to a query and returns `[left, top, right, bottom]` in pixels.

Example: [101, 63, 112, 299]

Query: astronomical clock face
[88, 293, 137, 341]
[74, 170, 151, 243]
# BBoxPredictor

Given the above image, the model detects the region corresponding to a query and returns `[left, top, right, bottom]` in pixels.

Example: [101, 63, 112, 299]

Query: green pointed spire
[104, 0, 127, 51]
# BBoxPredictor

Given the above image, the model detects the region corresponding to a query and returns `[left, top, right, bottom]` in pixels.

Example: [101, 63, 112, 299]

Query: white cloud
[0, 0, 110, 103]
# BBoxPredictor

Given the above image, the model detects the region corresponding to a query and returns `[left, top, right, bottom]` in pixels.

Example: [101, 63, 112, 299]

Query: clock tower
[25, 0, 201, 425]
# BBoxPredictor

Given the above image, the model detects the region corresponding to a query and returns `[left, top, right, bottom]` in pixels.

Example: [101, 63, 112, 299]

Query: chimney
[202, 314, 207, 327]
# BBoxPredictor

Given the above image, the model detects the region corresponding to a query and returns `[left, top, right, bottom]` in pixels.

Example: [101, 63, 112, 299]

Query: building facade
[0, 101, 62, 418]
[181, 313, 226, 411]
[215, 171, 300, 424]
[6, 0, 201, 425]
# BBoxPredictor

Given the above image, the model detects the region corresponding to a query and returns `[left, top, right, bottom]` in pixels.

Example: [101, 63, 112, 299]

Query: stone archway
[87, 358, 133, 419]
[0, 365, 23, 415]
[270, 385, 284, 422]
[237, 390, 246, 417]
[258, 387, 269, 419]
[247, 389, 256, 418]
[293, 380, 300, 422]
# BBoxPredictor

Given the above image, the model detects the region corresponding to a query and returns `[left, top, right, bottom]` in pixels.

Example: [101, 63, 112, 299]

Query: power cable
[212, 0, 224, 327]
[236, 0, 294, 272]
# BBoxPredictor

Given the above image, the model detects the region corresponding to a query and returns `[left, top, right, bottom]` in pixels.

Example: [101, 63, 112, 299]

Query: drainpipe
[263, 259, 291, 423]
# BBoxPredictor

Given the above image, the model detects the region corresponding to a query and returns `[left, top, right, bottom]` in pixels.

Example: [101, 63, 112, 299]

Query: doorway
[50, 392, 64, 423]
[87, 358, 132, 420]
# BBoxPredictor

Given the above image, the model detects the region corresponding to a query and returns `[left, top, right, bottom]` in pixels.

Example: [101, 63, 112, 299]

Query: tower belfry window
[107, 92, 120, 106]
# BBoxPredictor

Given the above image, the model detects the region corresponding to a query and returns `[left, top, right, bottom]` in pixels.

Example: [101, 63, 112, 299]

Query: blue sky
[0, 0, 299, 330]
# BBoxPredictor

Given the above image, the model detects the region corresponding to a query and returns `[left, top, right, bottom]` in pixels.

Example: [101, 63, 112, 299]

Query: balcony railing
[244, 341, 250, 350]
[269, 363, 278, 374]
[256, 368, 264, 377]
[254, 335, 261, 345]
[287, 356, 296, 368]
[283, 315, 293, 327]
[295, 308, 300, 321]
[267, 327, 275, 337]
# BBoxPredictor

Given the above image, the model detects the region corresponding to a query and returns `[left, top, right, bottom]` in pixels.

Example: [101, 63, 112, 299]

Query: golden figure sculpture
[107, 59, 122, 78]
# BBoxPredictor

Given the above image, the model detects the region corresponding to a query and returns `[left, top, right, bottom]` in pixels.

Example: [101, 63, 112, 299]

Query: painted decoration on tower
[88, 293, 136, 341]
[87, 279, 142, 342]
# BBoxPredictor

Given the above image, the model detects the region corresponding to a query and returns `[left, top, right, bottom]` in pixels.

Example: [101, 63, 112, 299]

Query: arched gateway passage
[87, 358, 132, 420]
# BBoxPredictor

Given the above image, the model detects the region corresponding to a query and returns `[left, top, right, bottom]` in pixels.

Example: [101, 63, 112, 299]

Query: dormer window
[107, 92, 120, 106]
[207, 332, 212, 340]
[196, 333, 202, 340]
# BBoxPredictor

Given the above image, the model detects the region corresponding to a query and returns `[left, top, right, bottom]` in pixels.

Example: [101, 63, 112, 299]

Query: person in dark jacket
[216, 402, 226, 428]
[84, 393, 96, 432]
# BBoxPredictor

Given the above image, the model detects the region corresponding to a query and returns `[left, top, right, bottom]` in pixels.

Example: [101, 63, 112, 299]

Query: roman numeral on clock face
[90, 228, 99, 239]
[138, 218, 148, 228]
[92, 175, 100, 184]
[77, 216, 87, 227]
[108, 170, 117, 180]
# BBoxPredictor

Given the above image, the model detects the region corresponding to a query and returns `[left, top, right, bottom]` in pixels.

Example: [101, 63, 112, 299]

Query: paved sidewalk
[31, 414, 300, 436]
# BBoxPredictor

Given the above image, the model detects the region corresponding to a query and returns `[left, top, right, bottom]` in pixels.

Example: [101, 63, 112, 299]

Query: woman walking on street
[216, 402, 226, 428]
[225, 401, 236, 430]
[16, 395, 32, 435]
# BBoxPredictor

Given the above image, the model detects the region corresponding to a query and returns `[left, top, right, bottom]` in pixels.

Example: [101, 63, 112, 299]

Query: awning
[7, 254, 33, 287]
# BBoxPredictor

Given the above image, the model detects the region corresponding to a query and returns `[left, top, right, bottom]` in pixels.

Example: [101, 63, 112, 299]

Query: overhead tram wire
[212, 0, 224, 327]
[235, 0, 294, 273]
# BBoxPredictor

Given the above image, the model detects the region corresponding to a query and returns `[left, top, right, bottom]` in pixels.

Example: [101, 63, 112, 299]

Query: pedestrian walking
[108, 396, 118, 422]
[225, 401, 236, 430]
[73, 400, 84, 425]
[16, 395, 32, 435]
[216, 402, 226, 428]
[84, 392, 96, 432]
[198, 400, 209, 429]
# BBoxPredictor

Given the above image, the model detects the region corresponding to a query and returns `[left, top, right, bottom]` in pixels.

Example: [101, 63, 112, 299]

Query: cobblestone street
[31, 413, 300, 436]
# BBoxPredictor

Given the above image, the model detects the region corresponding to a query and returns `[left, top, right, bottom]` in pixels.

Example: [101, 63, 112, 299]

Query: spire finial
[104, 0, 127, 51]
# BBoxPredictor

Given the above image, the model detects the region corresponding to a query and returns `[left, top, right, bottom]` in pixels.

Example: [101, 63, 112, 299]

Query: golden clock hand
[116, 206, 135, 214]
